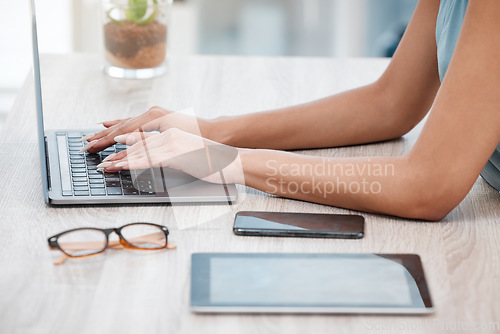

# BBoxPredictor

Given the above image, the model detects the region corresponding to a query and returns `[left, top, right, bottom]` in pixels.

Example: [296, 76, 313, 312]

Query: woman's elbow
[405, 200, 454, 222]
[395, 177, 467, 221]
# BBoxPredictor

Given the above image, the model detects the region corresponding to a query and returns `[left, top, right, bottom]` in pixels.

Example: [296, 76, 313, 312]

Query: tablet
[190, 253, 434, 314]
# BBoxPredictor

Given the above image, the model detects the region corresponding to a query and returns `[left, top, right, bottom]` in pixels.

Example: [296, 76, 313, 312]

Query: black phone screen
[233, 211, 364, 239]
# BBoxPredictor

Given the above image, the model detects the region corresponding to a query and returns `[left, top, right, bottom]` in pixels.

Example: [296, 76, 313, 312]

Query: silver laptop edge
[191, 305, 434, 314]
[30, 0, 50, 203]
[30, 0, 237, 205]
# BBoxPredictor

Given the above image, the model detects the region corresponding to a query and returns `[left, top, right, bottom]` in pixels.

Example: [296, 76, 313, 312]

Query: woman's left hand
[97, 128, 243, 184]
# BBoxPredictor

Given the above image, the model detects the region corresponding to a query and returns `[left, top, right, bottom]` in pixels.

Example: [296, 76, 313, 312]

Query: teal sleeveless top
[435, 0, 500, 191]
[436, 0, 469, 81]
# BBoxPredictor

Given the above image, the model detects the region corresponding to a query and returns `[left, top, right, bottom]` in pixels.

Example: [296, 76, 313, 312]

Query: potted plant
[102, 0, 170, 78]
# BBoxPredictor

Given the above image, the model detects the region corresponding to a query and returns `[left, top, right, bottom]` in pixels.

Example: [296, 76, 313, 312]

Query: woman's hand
[80, 106, 214, 154]
[96, 128, 244, 184]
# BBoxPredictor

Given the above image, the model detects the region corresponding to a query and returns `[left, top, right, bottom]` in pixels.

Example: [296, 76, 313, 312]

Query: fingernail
[79, 141, 97, 153]
[97, 121, 104, 125]
[96, 168, 104, 172]
[102, 154, 116, 162]
[114, 135, 127, 144]
[80, 134, 95, 142]
[115, 162, 128, 168]
[96, 162, 112, 168]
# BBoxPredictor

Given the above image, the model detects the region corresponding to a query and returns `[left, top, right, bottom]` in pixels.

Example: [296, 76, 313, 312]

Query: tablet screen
[191, 253, 433, 313]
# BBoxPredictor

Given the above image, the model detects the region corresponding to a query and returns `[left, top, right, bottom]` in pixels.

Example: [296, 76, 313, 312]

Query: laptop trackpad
[158, 167, 230, 198]
[161, 167, 200, 189]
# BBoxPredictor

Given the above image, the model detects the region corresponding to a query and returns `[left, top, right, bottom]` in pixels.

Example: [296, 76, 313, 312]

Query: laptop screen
[30, 0, 153, 201]
[30, 0, 49, 202]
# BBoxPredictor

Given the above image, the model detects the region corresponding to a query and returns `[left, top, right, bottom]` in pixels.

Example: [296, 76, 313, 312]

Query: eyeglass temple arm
[54, 253, 70, 265]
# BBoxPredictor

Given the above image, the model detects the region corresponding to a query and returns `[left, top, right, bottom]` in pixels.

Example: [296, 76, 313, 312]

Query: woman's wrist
[204, 115, 241, 146]
[236, 148, 281, 187]
[234, 148, 256, 185]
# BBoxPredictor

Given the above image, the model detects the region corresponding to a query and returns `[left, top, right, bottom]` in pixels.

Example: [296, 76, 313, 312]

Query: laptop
[29, 0, 237, 205]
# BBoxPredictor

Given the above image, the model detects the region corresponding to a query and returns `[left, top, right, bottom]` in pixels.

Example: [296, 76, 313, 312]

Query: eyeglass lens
[121, 224, 167, 249]
[57, 229, 107, 257]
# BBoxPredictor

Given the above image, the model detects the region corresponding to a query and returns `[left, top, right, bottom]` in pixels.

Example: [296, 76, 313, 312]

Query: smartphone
[233, 211, 364, 239]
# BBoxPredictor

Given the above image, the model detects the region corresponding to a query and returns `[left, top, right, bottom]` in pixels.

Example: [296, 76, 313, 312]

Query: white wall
[0, 0, 32, 120]
[332, 0, 368, 57]
[195, 0, 368, 57]
[0, 0, 73, 127]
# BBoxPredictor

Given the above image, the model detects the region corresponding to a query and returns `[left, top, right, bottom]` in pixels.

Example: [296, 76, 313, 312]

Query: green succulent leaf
[136, 9, 158, 25]
[127, 0, 148, 23]
[110, 0, 158, 25]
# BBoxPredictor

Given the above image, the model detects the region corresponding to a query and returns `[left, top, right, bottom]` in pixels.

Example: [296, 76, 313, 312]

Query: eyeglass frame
[48, 222, 171, 259]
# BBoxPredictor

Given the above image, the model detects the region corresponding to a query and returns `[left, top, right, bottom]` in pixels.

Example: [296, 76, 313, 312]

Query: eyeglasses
[48, 222, 176, 265]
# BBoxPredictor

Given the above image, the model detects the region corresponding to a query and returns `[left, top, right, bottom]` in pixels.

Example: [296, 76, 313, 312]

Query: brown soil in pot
[104, 21, 167, 69]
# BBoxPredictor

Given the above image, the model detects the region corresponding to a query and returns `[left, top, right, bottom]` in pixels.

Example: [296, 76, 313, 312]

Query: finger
[103, 156, 156, 172]
[114, 132, 158, 146]
[101, 118, 130, 128]
[81, 118, 131, 142]
[101, 150, 127, 162]
[81, 123, 125, 144]
[101, 132, 159, 162]
[103, 150, 170, 172]
[86, 111, 165, 153]
[98, 135, 164, 168]
[112, 145, 235, 180]
[113, 132, 166, 159]
[104, 130, 209, 171]
[123, 153, 168, 170]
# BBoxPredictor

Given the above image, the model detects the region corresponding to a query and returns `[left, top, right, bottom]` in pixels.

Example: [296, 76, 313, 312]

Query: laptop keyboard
[63, 133, 157, 196]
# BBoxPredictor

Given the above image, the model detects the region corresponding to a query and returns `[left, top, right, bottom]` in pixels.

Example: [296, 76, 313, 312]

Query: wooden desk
[0, 55, 498, 333]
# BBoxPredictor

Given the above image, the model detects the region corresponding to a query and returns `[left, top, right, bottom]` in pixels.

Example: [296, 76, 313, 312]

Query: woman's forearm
[203, 0, 443, 151]
[207, 82, 422, 150]
[238, 149, 447, 221]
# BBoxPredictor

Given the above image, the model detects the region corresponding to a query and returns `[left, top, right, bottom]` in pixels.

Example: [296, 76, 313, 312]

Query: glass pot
[101, 0, 172, 79]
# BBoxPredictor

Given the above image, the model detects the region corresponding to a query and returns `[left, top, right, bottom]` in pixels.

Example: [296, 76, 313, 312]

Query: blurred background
[0, 0, 418, 131]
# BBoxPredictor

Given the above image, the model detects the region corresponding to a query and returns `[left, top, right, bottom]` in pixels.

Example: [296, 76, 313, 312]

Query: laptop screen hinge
[45, 137, 51, 190]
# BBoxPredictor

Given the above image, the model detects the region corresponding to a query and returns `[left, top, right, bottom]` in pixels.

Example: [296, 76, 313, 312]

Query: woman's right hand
[81, 106, 213, 153]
